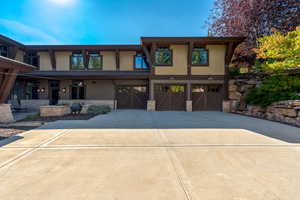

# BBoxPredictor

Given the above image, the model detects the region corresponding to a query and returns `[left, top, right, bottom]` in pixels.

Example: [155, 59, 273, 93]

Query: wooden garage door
[116, 86, 148, 109]
[155, 84, 186, 111]
[192, 84, 223, 111]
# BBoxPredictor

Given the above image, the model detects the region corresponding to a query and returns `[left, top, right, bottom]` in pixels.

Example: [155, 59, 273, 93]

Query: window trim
[87, 53, 103, 70]
[70, 80, 86, 100]
[191, 47, 209, 66]
[133, 53, 149, 70]
[70, 52, 85, 70]
[154, 48, 173, 66]
[23, 52, 40, 68]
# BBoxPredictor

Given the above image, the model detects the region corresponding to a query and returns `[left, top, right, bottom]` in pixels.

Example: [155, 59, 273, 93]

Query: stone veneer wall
[227, 77, 300, 127]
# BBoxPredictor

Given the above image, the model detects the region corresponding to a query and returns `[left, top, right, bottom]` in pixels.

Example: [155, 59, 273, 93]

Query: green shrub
[87, 105, 111, 115]
[25, 113, 40, 120]
[245, 75, 300, 107]
[229, 67, 241, 76]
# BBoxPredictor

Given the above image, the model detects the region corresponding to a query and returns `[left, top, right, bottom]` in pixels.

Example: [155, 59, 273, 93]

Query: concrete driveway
[0, 110, 300, 200]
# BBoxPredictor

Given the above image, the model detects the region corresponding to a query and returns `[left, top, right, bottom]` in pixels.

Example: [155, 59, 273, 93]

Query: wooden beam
[187, 42, 194, 76]
[8, 46, 18, 59]
[0, 69, 18, 103]
[225, 42, 234, 65]
[150, 43, 157, 76]
[48, 49, 56, 70]
[82, 49, 88, 69]
[142, 46, 152, 66]
[115, 50, 120, 71]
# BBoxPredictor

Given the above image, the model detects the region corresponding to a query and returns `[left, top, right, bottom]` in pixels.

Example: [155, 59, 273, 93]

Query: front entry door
[49, 80, 60, 105]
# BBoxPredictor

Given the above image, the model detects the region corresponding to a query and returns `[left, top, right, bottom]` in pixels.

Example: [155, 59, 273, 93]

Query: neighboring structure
[0, 55, 35, 122]
[0, 34, 243, 111]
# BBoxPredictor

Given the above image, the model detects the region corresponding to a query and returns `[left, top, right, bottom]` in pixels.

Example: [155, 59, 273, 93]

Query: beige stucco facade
[15, 50, 24, 62]
[120, 51, 135, 71]
[155, 45, 188, 75]
[101, 51, 116, 70]
[56, 51, 72, 71]
[191, 45, 226, 75]
[38, 52, 52, 71]
[85, 80, 115, 100]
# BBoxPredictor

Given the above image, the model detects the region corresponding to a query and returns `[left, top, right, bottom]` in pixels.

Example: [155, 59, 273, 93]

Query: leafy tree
[254, 28, 300, 73]
[208, 0, 300, 67]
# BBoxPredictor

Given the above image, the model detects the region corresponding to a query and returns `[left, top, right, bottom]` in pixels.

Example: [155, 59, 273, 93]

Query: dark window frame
[133, 53, 149, 70]
[70, 80, 86, 100]
[88, 52, 103, 70]
[154, 47, 173, 66]
[191, 47, 209, 66]
[70, 52, 85, 70]
[24, 52, 40, 68]
[0, 45, 8, 57]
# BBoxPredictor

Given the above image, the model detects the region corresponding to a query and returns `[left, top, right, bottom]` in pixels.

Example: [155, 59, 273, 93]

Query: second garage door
[116, 86, 148, 109]
[192, 84, 223, 111]
[155, 84, 186, 111]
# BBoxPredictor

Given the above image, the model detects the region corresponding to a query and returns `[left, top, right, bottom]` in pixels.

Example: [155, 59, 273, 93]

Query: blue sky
[0, 0, 215, 45]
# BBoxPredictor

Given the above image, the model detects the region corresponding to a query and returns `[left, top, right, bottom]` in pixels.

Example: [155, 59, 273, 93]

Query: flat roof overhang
[25, 45, 142, 52]
[20, 70, 150, 80]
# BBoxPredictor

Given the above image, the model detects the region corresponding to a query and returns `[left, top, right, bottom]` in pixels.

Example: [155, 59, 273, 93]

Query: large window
[154, 48, 172, 65]
[70, 53, 84, 70]
[134, 53, 148, 70]
[24, 52, 39, 67]
[0, 45, 8, 57]
[88, 53, 102, 69]
[192, 48, 209, 66]
[71, 81, 85, 99]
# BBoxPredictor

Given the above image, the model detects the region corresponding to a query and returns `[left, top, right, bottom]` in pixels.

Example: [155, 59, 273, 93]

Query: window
[192, 48, 209, 65]
[134, 53, 148, 70]
[25, 81, 39, 99]
[71, 81, 85, 99]
[88, 53, 102, 69]
[70, 53, 84, 70]
[154, 48, 172, 65]
[0, 45, 8, 57]
[24, 52, 39, 67]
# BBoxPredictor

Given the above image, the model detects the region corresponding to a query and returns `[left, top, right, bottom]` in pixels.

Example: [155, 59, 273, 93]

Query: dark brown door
[155, 84, 186, 111]
[116, 86, 148, 109]
[192, 84, 223, 111]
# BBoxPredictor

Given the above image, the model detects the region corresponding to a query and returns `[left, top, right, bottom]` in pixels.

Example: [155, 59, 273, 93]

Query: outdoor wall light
[40, 88, 45, 93]
[37, 89, 41, 93]
[62, 88, 67, 93]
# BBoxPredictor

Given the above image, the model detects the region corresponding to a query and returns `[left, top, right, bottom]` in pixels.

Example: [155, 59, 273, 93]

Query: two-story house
[0, 34, 244, 111]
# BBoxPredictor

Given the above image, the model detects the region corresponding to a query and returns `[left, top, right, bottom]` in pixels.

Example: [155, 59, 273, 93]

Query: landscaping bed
[20, 113, 98, 123]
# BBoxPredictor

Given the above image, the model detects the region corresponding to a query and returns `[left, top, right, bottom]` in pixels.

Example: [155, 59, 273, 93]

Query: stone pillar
[147, 100, 156, 111]
[222, 100, 231, 113]
[0, 104, 14, 123]
[186, 100, 192, 112]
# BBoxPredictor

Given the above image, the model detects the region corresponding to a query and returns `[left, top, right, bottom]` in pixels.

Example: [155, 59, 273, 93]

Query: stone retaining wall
[40, 106, 71, 117]
[227, 78, 300, 127]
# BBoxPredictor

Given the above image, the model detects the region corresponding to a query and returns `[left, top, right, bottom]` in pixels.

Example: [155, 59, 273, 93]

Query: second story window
[154, 48, 172, 66]
[134, 53, 148, 70]
[70, 53, 84, 70]
[24, 52, 39, 67]
[88, 53, 102, 69]
[192, 48, 209, 66]
[0, 45, 8, 57]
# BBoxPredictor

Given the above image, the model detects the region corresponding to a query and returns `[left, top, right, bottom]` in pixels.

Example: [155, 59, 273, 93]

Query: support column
[147, 80, 155, 111]
[186, 82, 192, 112]
[0, 104, 14, 123]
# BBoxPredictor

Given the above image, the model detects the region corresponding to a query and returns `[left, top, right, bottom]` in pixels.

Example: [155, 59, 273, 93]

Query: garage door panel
[155, 85, 186, 111]
[116, 86, 148, 109]
[192, 84, 223, 111]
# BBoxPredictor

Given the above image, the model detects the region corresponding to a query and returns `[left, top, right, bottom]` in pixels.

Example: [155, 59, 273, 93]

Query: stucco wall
[101, 51, 116, 70]
[191, 45, 226, 75]
[38, 52, 52, 71]
[38, 80, 49, 100]
[85, 80, 115, 100]
[155, 45, 188, 75]
[56, 51, 72, 71]
[60, 80, 72, 100]
[15, 50, 24, 62]
[120, 51, 135, 71]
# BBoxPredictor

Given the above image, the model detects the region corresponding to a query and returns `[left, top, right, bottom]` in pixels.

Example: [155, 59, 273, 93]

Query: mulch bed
[20, 114, 98, 123]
